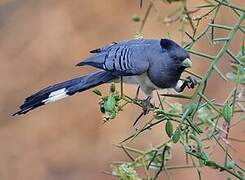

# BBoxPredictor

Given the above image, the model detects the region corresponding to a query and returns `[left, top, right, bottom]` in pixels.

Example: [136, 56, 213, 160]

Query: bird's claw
[174, 76, 198, 93]
[185, 76, 197, 89]
[142, 96, 152, 115]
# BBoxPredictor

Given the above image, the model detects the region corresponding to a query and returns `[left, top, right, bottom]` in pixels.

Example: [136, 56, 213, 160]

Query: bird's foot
[175, 76, 198, 93]
[185, 76, 198, 89]
[142, 96, 152, 115]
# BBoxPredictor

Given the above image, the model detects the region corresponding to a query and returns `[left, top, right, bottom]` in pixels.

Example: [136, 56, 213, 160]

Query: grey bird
[13, 38, 196, 116]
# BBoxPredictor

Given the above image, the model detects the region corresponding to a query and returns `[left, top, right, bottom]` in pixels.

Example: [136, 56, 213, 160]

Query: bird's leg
[120, 76, 123, 99]
[132, 94, 152, 127]
[142, 96, 152, 115]
[174, 76, 197, 93]
[135, 86, 140, 101]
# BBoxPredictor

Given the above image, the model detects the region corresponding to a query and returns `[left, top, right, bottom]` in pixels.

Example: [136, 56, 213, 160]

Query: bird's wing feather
[76, 40, 151, 76]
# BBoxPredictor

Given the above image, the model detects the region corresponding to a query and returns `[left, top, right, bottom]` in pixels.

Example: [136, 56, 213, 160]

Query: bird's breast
[123, 73, 159, 96]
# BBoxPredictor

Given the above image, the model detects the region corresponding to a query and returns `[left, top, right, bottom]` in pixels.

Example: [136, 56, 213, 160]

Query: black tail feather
[13, 71, 116, 116]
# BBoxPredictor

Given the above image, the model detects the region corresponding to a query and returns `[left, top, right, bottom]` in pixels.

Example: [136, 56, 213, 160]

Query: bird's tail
[13, 71, 116, 116]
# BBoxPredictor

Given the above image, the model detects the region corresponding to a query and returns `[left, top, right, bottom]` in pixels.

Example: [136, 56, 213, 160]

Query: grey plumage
[14, 38, 192, 115]
[77, 38, 190, 94]
[77, 39, 151, 76]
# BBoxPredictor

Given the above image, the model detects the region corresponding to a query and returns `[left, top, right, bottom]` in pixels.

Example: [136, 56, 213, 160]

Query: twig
[139, 2, 153, 33]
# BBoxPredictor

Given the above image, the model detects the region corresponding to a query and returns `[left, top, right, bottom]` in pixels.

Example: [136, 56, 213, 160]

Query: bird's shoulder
[89, 38, 160, 54]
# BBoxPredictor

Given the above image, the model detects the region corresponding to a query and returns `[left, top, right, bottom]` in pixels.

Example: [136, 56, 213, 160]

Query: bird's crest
[160, 38, 180, 50]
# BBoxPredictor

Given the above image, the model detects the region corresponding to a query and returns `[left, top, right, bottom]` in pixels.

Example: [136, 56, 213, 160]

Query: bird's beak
[182, 58, 192, 68]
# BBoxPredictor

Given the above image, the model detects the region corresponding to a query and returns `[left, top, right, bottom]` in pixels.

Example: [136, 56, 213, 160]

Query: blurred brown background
[0, 0, 244, 179]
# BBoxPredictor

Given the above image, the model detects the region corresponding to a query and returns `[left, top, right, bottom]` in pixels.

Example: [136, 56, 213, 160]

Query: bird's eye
[173, 56, 178, 61]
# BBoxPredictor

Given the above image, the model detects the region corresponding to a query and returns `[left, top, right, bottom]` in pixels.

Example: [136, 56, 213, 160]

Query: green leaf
[155, 109, 165, 115]
[193, 124, 203, 133]
[225, 160, 235, 170]
[240, 55, 245, 61]
[198, 106, 216, 127]
[164, 144, 172, 161]
[182, 102, 197, 120]
[100, 105, 105, 113]
[110, 83, 116, 93]
[111, 163, 141, 180]
[226, 64, 245, 83]
[165, 120, 173, 137]
[205, 161, 219, 169]
[132, 14, 141, 22]
[104, 95, 116, 112]
[172, 128, 181, 143]
[106, 111, 117, 119]
[169, 103, 182, 114]
[237, 171, 244, 177]
[222, 103, 232, 122]
[189, 133, 203, 150]
[154, 109, 165, 119]
[164, 0, 183, 3]
[92, 89, 102, 96]
[200, 151, 209, 161]
[226, 72, 236, 82]
[199, 158, 205, 167]
[155, 113, 165, 120]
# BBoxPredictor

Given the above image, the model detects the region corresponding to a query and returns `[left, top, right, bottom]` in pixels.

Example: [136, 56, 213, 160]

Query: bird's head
[160, 38, 192, 70]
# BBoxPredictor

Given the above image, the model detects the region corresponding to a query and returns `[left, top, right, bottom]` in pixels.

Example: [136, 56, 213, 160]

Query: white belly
[122, 73, 159, 96]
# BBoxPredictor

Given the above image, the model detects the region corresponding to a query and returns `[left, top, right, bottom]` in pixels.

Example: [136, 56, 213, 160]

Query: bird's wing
[76, 40, 151, 76]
